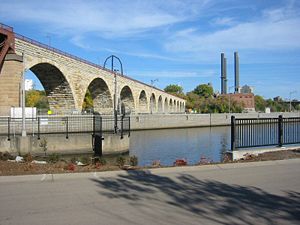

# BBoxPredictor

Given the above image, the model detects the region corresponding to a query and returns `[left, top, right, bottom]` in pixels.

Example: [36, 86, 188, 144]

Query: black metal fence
[0, 115, 130, 140]
[231, 115, 300, 150]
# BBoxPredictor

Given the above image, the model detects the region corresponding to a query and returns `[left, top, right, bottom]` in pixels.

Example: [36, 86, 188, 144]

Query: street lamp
[150, 79, 158, 114]
[21, 53, 27, 137]
[289, 91, 297, 112]
[103, 55, 123, 133]
[228, 86, 234, 113]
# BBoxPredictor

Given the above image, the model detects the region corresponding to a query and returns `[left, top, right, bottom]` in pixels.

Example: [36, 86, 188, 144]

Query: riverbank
[1, 148, 299, 176]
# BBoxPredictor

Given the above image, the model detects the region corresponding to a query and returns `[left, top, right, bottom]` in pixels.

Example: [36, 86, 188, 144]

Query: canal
[130, 126, 230, 167]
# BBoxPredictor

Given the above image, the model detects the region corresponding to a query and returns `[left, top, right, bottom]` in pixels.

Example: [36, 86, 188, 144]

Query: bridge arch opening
[169, 99, 173, 112]
[29, 63, 75, 114]
[138, 90, 148, 113]
[164, 98, 168, 113]
[83, 78, 113, 114]
[158, 96, 163, 113]
[173, 100, 176, 112]
[120, 86, 134, 114]
[150, 93, 156, 113]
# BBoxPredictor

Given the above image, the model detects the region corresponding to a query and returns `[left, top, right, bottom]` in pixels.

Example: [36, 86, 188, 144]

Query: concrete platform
[231, 145, 300, 160]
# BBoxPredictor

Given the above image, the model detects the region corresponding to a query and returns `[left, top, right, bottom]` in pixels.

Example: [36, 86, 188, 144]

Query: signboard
[10, 107, 37, 118]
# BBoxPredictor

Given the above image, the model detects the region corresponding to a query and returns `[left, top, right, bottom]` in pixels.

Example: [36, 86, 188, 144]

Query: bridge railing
[0, 115, 130, 140]
[231, 115, 300, 150]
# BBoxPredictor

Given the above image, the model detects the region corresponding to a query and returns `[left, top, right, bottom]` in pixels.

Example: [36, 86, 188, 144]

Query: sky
[1, 0, 299, 100]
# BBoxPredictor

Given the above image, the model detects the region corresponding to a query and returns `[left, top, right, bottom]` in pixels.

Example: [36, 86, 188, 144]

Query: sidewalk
[1, 158, 300, 225]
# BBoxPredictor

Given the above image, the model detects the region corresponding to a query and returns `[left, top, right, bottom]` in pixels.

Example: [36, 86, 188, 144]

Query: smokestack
[234, 52, 239, 93]
[221, 53, 225, 94]
[224, 57, 227, 94]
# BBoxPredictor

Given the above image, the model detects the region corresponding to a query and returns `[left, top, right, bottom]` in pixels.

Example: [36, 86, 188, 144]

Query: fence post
[278, 115, 283, 147]
[231, 116, 236, 151]
[128, 116, 131, 137]
[66, 117, 69, 139]
[120, 115, 124, 139]
[38, 117, 40, 140]
[7, 117, 10, 141]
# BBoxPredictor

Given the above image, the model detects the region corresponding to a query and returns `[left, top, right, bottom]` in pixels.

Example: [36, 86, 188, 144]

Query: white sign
[10, 107, 37, 118]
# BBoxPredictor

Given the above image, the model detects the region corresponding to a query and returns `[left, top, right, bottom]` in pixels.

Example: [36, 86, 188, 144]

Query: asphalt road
[0, 159, 300, 225]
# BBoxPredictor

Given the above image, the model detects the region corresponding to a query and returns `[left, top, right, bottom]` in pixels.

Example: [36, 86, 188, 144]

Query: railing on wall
[231, 115, 300, 150]
[0, 115, 130, 141]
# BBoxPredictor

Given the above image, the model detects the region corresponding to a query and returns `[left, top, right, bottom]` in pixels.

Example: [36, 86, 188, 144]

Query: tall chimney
[234, 51, 239, 93]
[221, 53, 225, 94]
[224, 57, 227, 94]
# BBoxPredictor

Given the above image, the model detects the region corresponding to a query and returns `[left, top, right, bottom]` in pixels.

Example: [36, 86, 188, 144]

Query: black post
[66, 117, 69, 139]
[7, 117, 10, 141]
[120, 115, 124, 139]
[37, 117, 40, 140]
[278, 115, 283, 147]
[231, 116, 236, 150]
[92, 114, 103, 158]
[128, 116, 131, 137]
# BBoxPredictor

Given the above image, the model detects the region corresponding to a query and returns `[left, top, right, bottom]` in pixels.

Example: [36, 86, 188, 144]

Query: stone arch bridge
[0, 24, 185, 115]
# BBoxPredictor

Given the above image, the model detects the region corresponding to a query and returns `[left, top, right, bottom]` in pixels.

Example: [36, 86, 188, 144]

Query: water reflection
[130, 126, 231, 167]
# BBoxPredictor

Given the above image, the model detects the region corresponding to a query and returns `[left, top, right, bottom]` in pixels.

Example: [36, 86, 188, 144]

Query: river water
[129, 126, 231, 167]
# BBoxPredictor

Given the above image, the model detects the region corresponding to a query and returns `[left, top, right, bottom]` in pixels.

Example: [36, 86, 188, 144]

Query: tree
[254, 95, 266, 112]
[164, 84, 183, 95]
[82, 90, 93, 111]
[25, 90, 49, 109]
[193, 84, 213, 98]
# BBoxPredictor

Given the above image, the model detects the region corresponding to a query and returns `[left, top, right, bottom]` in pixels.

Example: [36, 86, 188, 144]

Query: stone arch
[173, 100, 177, 112]
[158, 96, 163, 113]
[83, 78, 113, 114]
[169, 99, 173, 112]
[150, 93, 156, 113]
[30, 62, 75, 114]
[138, 90, 148, 113]
[164, 98, 168, 113]
[120, 85, 135, 113]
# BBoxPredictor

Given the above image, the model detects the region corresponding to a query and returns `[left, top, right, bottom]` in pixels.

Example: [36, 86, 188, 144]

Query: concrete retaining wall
[130, 112, 300, 130]
[0, 134, 129, 156]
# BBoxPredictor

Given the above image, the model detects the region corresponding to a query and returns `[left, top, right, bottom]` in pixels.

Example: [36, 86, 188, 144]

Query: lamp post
[228, 86, 234, 114]
[150, 79, 158, 114]
[21, 53, 27, 137]
[289, 91, 297, 112]
[103, 55, 123, 133]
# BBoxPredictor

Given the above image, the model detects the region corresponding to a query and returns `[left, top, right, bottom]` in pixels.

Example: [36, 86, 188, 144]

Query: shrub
[23, 153, 33, 162]
[116, 155, 125, 167]
[98, 157, 107, 166]
[70, 157, 78, 164]
[129, 155, 138, 167]
[48, 153, 60, 163]
[79, 156, 90, 165]
[0, 151, 13, 161]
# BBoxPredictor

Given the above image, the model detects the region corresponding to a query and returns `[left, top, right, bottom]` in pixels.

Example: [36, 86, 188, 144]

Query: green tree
[164, 84, 183, 95]
[82, 90, 93, 111]
[193, 84, 213, 98]
[25, 90, 49, 109]
[254, 95, 266, 112]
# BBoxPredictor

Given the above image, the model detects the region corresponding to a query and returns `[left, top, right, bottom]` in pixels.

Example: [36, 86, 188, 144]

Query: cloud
[210, 17, 236, 26]
[165, 4, 300, 58]
[0, 0, 210, 38]
[132, 70, 216, 78]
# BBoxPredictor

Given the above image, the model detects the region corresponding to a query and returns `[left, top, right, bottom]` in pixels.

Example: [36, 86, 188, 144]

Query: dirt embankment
[1, 149, 300, 176]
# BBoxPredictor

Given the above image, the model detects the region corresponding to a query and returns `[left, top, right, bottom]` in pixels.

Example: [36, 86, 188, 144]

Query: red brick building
[222, 93, 255, 112]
